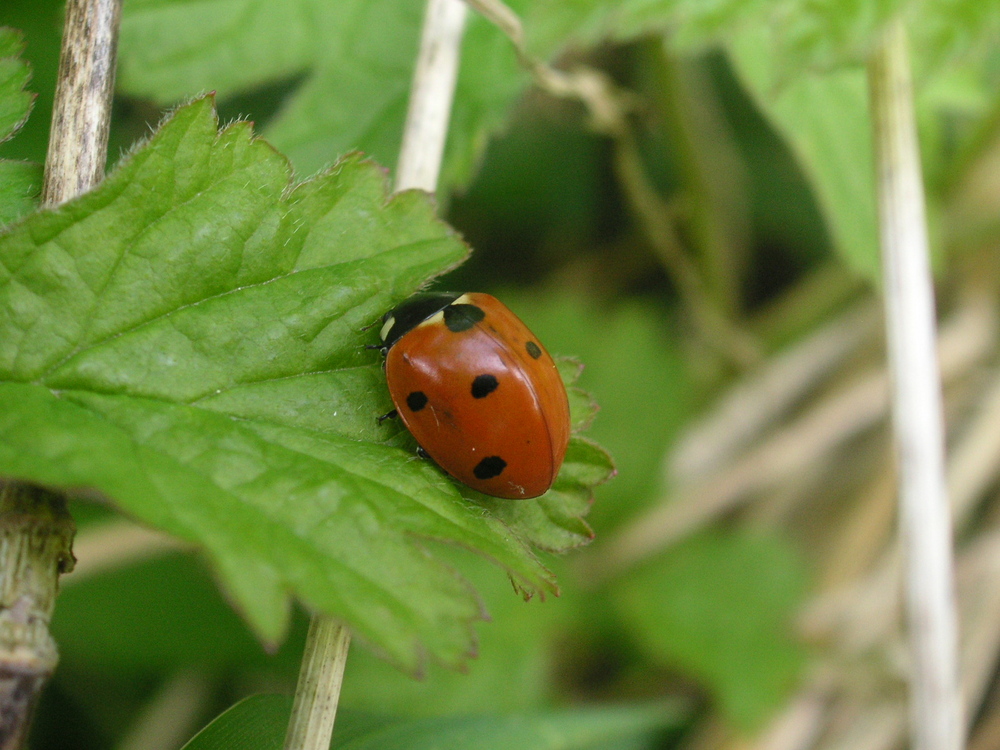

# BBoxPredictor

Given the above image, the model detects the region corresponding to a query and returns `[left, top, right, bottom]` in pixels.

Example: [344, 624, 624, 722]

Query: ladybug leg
[376, 409, 398, 425]
[416, 446, 431, 460]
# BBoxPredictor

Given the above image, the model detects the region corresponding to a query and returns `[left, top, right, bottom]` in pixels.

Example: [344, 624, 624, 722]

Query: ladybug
[376, 292, 570, 499]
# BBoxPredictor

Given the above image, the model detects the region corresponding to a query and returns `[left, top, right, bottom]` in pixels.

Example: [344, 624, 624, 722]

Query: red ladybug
[377, 293, 570, 499]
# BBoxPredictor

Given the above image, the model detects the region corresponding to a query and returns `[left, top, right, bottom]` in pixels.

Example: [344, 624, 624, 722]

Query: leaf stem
[284, 1, 467, 747]
[868, 18, 964, 750]
[282, 616, 352, 750]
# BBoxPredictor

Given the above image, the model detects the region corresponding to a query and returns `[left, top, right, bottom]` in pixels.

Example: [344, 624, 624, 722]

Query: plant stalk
[42, 0, 122, 206]
[0, 0, 120, 745]
[282, 616, 351, 750]
[396, 0, 467, 193]
[0, 485, 75, 750]
[868, 18, 963, 750]
[283, 1, 467, 747]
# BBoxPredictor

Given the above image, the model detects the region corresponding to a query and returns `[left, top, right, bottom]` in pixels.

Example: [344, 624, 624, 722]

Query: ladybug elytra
[377, 293, 570, 499]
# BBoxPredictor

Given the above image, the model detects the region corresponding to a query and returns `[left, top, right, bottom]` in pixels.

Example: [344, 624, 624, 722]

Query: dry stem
[42, 0, 122, 206]
[869, 18, 963, 750]
[282, 616, 352, 750]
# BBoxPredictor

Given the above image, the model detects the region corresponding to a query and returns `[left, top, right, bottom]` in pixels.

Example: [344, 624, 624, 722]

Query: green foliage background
[1, 0, 999, 748]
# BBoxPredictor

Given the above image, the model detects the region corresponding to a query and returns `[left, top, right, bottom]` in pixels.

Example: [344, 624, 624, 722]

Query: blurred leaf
[0, 26, 39, 226]
[613, 530, 808, 732]
[0, 96, 584, 673]
[340, 549, 563, 716]
[528, 0, 998, 73]
[0, 27, 32, 141]
[0, 157, 40, 226]
[118, 0, 527, 187]
[0, 0, 62, 164]
[331, 706, 681, 750]
[523, 1, 998, 281]
[53, 553, 304, 673]
[556, 357, 600, 432]
[522, 0, 758, 55]
[183, 694, 681, 750]
[180, 694, 293, 750]
[727, 29, 878, 279]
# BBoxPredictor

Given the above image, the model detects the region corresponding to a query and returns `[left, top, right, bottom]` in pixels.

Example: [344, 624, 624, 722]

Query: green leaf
[331, 706, 681, 750]
[182, 695, 682, 750]
[180, 694, 293, 750]
[0, 1, 66, 165]
[0, 158, 40, 225]
[53, 551, 304, 674]
[613, 530, 808, 732]
[0, 27, 32, 143]
[0, 96, 577, 672]
[726, 29, 879, 279]
[340, 548, 564, 716]
[520, 1, 998, 281]
[557, 356, 599, 432]
[0, 27, 39, 226]
[118, 0, 527, 188]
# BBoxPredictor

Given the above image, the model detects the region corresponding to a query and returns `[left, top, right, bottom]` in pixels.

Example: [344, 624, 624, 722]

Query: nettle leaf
[0, 96, 594, 672]
[118, 0, 528, 188]
[0, 26, 40, 226]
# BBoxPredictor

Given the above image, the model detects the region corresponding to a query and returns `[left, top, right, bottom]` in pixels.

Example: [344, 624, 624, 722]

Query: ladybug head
[377, 292, 461, 352]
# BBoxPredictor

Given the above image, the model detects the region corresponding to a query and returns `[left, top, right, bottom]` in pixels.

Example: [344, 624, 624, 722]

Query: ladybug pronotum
[377, 292, 570, 499]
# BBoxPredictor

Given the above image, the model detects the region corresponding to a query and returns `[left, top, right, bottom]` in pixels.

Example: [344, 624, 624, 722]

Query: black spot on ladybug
[526, 341, 542, 359]
[474, 456, 507, 480]
[443, 304, 486, 332]
[406, 391, 428, 412]
[471, 374, 499, 398]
